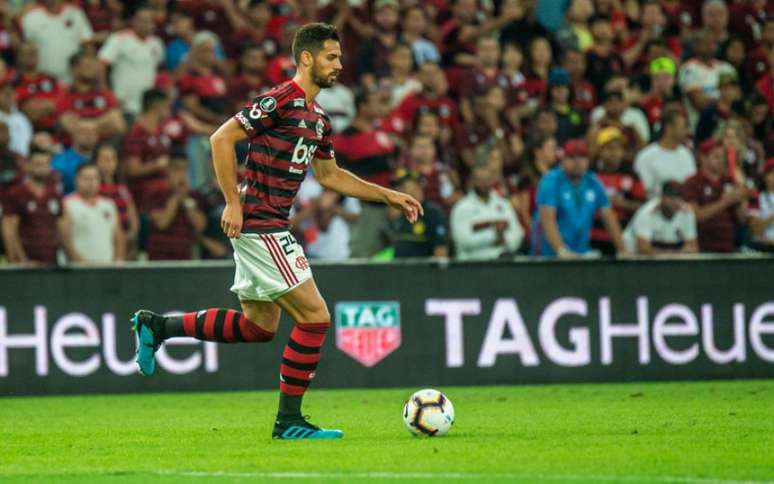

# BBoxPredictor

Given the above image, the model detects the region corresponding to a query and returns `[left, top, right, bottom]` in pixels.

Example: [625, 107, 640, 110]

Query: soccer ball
[402, 389, 454, 437]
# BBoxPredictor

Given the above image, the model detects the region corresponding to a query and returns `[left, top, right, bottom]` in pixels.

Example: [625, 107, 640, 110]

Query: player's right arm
[210, 118, 248, 239]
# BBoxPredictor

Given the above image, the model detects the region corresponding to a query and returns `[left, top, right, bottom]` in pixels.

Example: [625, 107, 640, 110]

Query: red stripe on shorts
[260, 234, 294, 287]
[266, 234, 299, 285]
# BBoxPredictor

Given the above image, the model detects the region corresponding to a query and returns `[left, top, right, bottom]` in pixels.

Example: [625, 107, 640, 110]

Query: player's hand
[385, 190, 424, 224]
[221, 202, 243, 239]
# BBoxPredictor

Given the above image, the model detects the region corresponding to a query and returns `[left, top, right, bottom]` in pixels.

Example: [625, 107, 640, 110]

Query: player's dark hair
[75, 162, 98, 177]
[291, 23, 339, 64]
[141, 88, 168, 113]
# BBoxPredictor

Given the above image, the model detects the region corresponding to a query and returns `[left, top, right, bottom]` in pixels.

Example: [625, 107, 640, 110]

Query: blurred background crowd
[0, 0, 773, 265]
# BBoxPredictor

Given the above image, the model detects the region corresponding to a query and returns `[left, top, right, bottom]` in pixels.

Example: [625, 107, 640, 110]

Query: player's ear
[300, 50, 314, 68]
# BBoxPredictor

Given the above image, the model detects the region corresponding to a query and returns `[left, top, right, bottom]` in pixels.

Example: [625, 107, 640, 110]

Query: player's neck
[292, 74, 320, 106]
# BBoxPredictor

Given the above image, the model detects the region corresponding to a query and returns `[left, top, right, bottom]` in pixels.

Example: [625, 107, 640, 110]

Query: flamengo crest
[335, 301, 401, 367]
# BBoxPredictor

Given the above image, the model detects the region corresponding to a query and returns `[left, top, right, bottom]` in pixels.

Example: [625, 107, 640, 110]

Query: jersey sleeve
[97, 33, 120, 65]
[535, 174, 559, 209]
[233, 94, 283, 137]
[315, 118, 335, 160]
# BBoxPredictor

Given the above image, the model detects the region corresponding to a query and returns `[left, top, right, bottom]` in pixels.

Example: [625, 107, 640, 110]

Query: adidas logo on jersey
[298, 119, 307, 129]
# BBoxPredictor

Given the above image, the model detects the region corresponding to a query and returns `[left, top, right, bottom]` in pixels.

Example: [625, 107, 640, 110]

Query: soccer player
[130, 23, 422, 440]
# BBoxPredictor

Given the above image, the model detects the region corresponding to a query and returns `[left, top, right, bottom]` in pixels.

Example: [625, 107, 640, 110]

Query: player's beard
[311, 63, 336, 88]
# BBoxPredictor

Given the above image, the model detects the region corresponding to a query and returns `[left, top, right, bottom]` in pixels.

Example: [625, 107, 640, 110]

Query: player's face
[311, 40, 343, 88]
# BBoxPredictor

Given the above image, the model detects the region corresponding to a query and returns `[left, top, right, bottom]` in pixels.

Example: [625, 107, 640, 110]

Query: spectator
[720, 36, 755, 95]
[639, 57, 678, 132]
[682, 138, 749, 253]
[333, 88, 397, 257]
[315, 81, 356, 135]
[523, 36, 552, 109]
[389, 62, 459, 135]
[221, 0, 277, 60]
[515, 135, 558, 232]
[0, 121, 23, 191]
[98, 4, 164, 116]
[556, 0, 595, 52]
[755, 45, 774, 112]
[387, 173, 448, 258]
[400, 6, 440, 66]
[623, 181, 699, 255]
[62, 163, 124, 263]
[0, 76, 32, 158]
[358, 0, 400, 86]
[14, 42, 62, 133]
[748, 18, 774, 80]
[227, 44, 268, 114]
[531, 139, 626, 258]
[96, 143, 139, 257]
[456, 85, 518, 172]
[701, 0, 730, 49]
[381, 42, 421, 110]
[1, 149, 63, 265]
[621, 0, 667, 71]
[585, 16, 625, 96]
[165, 12, 196, 72]
[591, 127, 646, 254]
[439, 0, 519, 74]
[718, 119, 765, 186]
[404, 134, 461, 211]
[177, 31, 228, 187]
[123, 88, 172, 213]
[146, 155, 206, 260]
[531, 107, 559, 140]
[695, 72, 742, 144]
[21, 0, 94, 81]
[562, 47, 596, 113]
[547, 67, 585, 143]
[751, 158, 774, 251]
[679, 29, 735, 129]
[589, 83, 646, 153]
[634, 110, 696, 197]
[301, 190, 353, 261]
[500, 0, 551, 50]
[57, 51, 126, 141]
[51, 120, 98, 194]
[458, 36, 506, 121]
[451, 163, 522, 260]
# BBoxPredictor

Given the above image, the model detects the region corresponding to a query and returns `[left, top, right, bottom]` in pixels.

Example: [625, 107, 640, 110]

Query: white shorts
[230, 231, 312, 302]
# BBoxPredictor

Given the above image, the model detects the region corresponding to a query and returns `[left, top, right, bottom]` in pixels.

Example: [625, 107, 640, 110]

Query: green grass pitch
[1, 380, 773, 483]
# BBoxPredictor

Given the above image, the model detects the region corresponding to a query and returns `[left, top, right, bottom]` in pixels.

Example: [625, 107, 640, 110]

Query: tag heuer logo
[335, 301, 401, 367]
[259, 96, 277, 112]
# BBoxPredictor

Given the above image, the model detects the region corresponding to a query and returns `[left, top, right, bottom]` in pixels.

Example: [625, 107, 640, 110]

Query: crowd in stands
[0, 0, 773, 265]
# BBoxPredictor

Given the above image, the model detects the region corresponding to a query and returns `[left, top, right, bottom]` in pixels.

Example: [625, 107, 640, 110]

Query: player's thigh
[273, 278, 330, 323]
[239, 299, 282, 333]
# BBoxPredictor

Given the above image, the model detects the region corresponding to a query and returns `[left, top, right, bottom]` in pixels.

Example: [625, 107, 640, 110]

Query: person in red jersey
[145, 154, 207, 260]
[57, 51, 126, 142]
[130, 23, 422, 440]
[123, 88, 172, 213]
[14, 42, 63, 133]
[227, 44, 269, 113]
[96, 143, 139, 258]
[1, 148, 66, 265]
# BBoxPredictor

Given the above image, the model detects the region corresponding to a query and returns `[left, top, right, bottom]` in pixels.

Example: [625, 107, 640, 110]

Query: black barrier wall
[1, 258, 773, 396]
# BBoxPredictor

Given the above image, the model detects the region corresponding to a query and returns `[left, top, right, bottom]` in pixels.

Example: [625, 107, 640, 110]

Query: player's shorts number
[279, 234, 296, 255]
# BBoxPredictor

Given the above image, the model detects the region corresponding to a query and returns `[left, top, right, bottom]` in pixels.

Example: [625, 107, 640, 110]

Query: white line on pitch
[154, 470, 772, 483]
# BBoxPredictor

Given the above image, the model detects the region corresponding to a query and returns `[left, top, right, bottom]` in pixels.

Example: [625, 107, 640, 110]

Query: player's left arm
[312, 157, 423, 223]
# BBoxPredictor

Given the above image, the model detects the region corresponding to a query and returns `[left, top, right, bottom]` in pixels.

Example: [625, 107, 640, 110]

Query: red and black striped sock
[277, 322, 329, 418]
[163, 308, 275, 343]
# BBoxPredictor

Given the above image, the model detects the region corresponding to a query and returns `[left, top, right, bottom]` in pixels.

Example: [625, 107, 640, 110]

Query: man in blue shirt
[51, 121, 97, 194]
[531, 139, 627, 258]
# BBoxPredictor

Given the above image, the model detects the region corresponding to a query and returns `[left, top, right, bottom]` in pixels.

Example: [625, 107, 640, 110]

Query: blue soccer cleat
[272, 415, 344, 440]
[131, 310, 164, 376]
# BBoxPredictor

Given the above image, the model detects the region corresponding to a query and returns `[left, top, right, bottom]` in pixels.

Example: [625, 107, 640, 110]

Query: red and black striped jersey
[233, 80, 335, 233]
